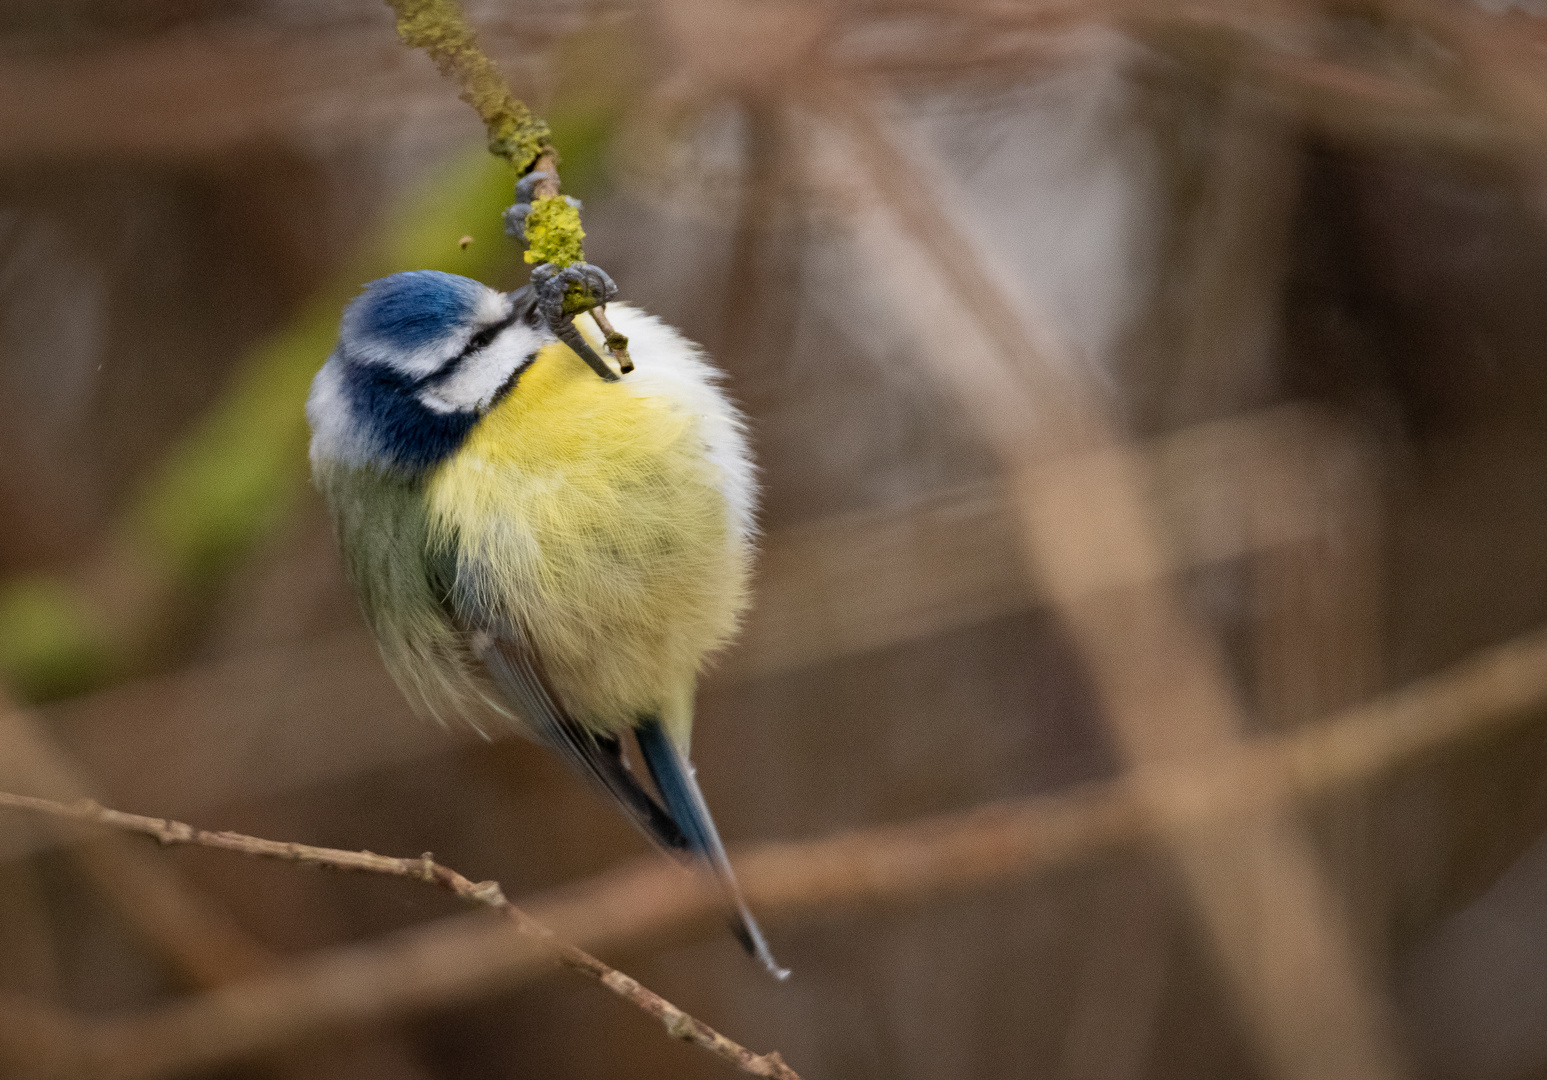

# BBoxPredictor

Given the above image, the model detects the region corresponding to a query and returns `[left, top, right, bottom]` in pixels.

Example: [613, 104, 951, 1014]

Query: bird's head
[308, 271, 547, 473]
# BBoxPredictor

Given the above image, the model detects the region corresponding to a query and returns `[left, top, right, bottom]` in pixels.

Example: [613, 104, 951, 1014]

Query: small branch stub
[591, 307, 634, 373]
[503, 151, 631, 373]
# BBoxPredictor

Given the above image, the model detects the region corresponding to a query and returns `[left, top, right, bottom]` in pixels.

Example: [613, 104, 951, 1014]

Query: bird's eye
[467, 323, 501, 352]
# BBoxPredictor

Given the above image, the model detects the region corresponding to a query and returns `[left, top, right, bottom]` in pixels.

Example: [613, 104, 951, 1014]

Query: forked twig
[0, 791, 801, 1080]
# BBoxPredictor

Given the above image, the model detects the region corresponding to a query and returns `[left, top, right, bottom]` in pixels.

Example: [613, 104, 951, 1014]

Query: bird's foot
[530, 262, 624, 382]
[530, 261, 617, 322]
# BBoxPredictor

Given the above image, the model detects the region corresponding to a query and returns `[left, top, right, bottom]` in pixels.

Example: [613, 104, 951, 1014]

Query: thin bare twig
[0, 792, 799, 1080]
[0, 703, 279, 987]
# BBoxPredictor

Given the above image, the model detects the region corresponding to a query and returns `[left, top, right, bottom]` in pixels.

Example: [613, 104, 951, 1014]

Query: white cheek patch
[417, 322, 546, 415]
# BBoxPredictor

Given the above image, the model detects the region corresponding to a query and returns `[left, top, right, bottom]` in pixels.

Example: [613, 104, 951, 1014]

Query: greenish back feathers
[313, 458, 503, 731]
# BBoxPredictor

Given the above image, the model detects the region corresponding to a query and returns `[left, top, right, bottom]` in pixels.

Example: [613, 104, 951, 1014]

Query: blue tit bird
[306, 268, 786, 978]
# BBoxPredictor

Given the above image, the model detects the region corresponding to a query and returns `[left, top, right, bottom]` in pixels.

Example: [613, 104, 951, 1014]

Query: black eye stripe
[487, 349, 540, 410]
[415, 305, 522, 390]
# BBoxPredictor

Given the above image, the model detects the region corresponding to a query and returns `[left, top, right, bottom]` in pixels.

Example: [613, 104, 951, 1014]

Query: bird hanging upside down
[306, 266, 786, 978]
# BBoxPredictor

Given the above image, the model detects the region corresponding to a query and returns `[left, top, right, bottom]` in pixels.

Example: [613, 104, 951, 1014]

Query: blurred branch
[5, 1, 1544, 164]
[0, 792, 801, 1080]
[7, 618, 1547, 1077]
[0, 20, 561, 162]
[727, 402, 1367, 683]
[809, 81, 1411, 1080]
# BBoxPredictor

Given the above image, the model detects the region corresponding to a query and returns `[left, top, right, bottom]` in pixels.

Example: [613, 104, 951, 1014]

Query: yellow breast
[424, 342, 749, 740]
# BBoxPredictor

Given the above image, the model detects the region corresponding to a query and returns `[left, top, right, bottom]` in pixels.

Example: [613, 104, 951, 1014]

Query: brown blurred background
[3, 0, 1547, 1078]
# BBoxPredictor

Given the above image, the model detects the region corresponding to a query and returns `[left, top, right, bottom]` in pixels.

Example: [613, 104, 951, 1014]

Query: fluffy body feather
[426, 312, 753, 745]
[311, 295, 756, 743]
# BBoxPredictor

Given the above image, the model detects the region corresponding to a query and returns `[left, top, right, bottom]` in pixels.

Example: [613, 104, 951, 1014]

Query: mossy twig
[386, 0, 551, 172]
[385, 1, 627, 365]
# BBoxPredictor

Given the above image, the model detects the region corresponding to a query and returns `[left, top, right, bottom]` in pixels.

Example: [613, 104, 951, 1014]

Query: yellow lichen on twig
[523, 194, 586, 268]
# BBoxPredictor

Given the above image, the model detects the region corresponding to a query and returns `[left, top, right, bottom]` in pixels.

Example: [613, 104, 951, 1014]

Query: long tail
[636, 717, 789, 980]
[475, 630, 785, 977]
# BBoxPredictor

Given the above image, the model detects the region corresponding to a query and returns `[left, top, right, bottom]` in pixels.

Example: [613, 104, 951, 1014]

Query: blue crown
[343, 270, 484, 350]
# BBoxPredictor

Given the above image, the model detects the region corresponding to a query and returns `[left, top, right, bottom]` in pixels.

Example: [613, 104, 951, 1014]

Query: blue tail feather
[636, 718, 789, 980]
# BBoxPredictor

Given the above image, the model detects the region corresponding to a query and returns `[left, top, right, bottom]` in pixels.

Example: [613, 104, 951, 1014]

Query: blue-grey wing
[472, 621, 693, 859]
[428, 537, 689, 854]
